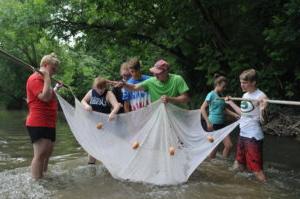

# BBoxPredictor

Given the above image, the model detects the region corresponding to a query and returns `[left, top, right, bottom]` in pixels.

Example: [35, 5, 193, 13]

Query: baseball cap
[149, 59, 169, 74]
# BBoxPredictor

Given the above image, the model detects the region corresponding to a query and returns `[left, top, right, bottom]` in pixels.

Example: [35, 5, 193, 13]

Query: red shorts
[236, 136, 263, 172]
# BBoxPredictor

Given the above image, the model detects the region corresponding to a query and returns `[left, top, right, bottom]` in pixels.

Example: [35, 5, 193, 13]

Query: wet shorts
[201, 119, 225, 131]
[26, 126, 56, 143]
[236, 136, 263, 172]
[212, 124, 225, 130]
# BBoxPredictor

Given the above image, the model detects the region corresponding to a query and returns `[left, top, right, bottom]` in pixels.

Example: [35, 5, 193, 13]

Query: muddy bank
[263, 107, 300, 136]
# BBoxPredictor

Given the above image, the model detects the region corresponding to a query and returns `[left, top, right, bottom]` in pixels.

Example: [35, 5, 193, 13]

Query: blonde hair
[40, 53, 60, 67]
[240, 68, 257, 82]
[93, 76, 107, 89]
[120, 62, 129, 74]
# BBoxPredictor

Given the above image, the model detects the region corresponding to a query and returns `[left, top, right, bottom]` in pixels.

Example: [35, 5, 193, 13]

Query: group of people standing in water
[25, 53, 268, 183]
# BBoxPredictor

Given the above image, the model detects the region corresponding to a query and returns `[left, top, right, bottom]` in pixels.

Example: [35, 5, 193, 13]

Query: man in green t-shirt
[117, 59, 189, 106]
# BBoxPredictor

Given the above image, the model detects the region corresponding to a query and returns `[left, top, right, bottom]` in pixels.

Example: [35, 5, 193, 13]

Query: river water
[0, 108, 299, 199]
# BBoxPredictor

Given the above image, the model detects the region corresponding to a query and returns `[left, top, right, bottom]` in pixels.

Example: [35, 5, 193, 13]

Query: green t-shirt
[138, 74, 189, 104]
[205, 90, 226, 124]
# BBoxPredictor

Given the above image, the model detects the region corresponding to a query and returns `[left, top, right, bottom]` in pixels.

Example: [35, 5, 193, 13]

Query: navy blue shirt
[89, 89, 111, 113]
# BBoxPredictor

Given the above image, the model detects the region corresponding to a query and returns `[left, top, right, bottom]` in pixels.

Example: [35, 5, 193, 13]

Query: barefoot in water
[254, 170, 267, 183]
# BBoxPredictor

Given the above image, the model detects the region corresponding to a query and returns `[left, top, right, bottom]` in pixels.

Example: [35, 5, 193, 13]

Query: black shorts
[26, 126, 56, 143]
[202, 120, 225, 131]
[212, 124, 226, 130]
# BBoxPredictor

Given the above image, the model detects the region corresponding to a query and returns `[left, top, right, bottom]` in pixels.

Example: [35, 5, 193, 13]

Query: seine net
[56, 94, 239, 185]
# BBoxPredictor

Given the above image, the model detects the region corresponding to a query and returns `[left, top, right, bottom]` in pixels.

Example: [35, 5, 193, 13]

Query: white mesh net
[56, 94, 239, 185]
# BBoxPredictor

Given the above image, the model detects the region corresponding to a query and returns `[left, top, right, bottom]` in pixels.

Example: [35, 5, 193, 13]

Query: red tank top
[25, 73, 57, 128]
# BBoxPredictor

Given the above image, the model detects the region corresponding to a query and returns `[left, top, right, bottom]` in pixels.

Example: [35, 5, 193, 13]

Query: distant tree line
[0, 0, 299, 109]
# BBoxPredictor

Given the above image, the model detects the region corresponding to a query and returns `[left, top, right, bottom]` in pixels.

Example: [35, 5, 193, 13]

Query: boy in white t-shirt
[226, 69, 268, 182]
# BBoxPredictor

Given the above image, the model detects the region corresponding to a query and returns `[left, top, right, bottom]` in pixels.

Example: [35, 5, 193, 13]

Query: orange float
[169, 146, 175, 156]
[96, 122, 103, 129]
[132, 141, 140, 149]
[207, 135, 214, 143]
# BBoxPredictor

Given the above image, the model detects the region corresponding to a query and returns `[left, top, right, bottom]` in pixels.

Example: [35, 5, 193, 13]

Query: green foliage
[0, 0, 299, 109]
[0, 0, 60, 108]
[262, 0, 300, 98]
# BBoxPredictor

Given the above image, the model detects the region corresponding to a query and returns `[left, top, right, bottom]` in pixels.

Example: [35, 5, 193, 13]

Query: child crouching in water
[226, 69, 268, 182]
[81, 76, 121, 164]
[200, 74, 240, 159]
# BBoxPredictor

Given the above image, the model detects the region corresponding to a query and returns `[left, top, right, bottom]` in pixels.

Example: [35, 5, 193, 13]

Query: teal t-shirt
[138, 74, 189, 105]
[205, 91, 226, 124]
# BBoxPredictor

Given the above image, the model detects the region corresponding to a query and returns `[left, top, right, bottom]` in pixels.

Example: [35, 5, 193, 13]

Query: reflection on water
[0, 109, 85, 171]
[0, 108, 299, 198]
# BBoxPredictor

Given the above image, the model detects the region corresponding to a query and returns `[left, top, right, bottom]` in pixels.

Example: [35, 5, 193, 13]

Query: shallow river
[0, 108, 299, 199]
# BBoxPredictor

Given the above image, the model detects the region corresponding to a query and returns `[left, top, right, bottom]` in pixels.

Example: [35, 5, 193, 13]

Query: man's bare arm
[162, 92, 189, 104]
[114, 81, 144, 91]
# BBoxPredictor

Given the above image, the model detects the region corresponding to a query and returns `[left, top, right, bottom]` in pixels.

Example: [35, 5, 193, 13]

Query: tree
[0, 0, 299, 109]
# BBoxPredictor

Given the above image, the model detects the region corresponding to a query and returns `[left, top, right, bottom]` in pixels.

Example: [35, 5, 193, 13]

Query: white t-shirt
[239, 89, 266, 140]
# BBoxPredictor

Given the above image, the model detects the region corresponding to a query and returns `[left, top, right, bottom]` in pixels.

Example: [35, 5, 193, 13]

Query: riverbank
[263, 106, 300, 136]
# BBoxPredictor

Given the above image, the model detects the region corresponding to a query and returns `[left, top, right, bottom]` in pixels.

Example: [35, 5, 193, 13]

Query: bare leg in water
[43, 142, 54, 173]
[209, 135, 232, 159]
[31, 139, 53, 179]
[254, 170, 267, 182]
[222, 135, 233, 158]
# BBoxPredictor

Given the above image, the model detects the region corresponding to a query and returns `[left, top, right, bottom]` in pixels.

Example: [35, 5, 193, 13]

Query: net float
[132, 141, 140, 149]
[96, 122, 103, 129]
[169, 146, 175, 156]
[207, 135, 214, 143]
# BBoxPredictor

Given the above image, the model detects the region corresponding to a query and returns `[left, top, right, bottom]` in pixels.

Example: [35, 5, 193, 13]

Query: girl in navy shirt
[81, 76, 121, 164]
